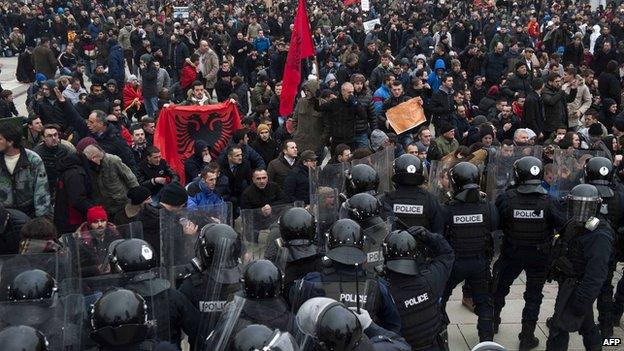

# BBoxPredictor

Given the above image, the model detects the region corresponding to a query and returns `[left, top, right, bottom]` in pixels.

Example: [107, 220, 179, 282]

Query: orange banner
[385, 97, 427, 134]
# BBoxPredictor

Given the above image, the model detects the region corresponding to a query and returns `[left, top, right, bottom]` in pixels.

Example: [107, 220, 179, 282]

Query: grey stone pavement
[3, 56, 624, 350]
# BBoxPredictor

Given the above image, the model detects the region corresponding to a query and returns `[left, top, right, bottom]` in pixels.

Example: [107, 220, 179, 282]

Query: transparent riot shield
[80, 267, 172, 348]
[309, 163, 344, 247]
[0, 253, 84, 350]
[240, 203, 293, 267]
[427, 160, 454, 202]
[362, 221, 391, 275]
[351, 146, 395, 194]
[485, 145, 543, 200]
[205, 295, 248, 350]
[160, 202, 233, 284]
[59, 221, 143, 278]
[550, 149, 606, 198]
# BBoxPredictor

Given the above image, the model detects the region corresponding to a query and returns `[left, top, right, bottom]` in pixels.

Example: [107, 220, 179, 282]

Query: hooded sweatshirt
[427, 59, 446, 92]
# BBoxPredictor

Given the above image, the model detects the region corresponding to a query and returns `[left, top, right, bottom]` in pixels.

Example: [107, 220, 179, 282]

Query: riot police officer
[342, 192, 389, 274]
[177, 223, 242, 348]
[583, 157, 624, 337]
[0, 325, 49, 351]
[491, 156, 559, 350]
[266, 207, 323, 294]
[231, 324, 297, 351]
[290, 218, 402, 333]
[107, 238, 199, 349]
[89, 288, 177, 351]
[380, 154, 444, 233]
[343, 163, 380, 199]
[295, 297, 411, 350]
[381, 227, 454, 350]
[441, 162, 498, 342]
[545, 184, 613, 350]
[206, 259, 292, 348]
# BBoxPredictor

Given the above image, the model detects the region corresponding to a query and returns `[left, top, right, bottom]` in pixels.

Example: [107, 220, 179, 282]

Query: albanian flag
[154, 101, 241, 184]
[279, 0, 314, 117]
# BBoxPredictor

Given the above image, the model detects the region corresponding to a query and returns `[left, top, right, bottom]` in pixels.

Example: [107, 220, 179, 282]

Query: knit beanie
[87, 206, 108, 223]
[159, 182, 188, 207]
[370, 129, 389, 151]
[480, 125, 495, 139]
[257, 124, 270, 134]
[127, 186, 152, 206]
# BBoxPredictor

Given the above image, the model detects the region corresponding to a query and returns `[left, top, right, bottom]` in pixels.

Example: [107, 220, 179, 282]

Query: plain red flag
[279, 0, 314, 117]
[154, 101, 241, 184]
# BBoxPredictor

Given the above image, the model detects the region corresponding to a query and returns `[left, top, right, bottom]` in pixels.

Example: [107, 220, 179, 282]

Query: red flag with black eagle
[279, 0, 315, 117]
[154, 101, 241, 184]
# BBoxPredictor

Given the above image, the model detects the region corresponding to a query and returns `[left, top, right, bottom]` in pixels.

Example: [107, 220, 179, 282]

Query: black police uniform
[492, 186, 559, 337]
[441, 192, 498, 341]
[384, 230, 454, 350]
[381, 186, 445, 233]
[546, 219, 613, 350]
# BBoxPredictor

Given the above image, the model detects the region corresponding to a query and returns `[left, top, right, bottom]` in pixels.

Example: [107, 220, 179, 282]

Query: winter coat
[250, 83, 274, 111]
[542, 84, 569, 133]
[33, 141, 76, 195]
[429, 86, 455, 126]
[137, 159, 180, 196]
[93, 124, 138, 173]
[186, 180, 224, 211]
[197, 48, 219, 89]
[481, 51, 507, 84]
[89, 153, 139, 216]
[107, 44, 125, 84]
[292, 96, 325, 154]
[598, 72, 622, 108]
[33, 98, 66, 130]
[250, 138, 279, 166]
[184, 140, 209, 184]
[283, 164, 310, 204]
[0, 148, 51, 218]
[32, 44, 58, 79]
[54, 154, 94, 233]
[427, 59, 447, 92]
[501, 72, 532, 99]
[562, 77, 592, 128]
[240, 182, 288, 209]
[369, 64, 391, 91]
[139, 55, 159, 99]
[320, 96, 367, 145]
[522, 91, 545, 136]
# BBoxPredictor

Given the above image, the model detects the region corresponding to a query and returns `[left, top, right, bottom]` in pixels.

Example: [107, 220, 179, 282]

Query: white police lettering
[393, 204, 424, 215]
[453, 214, 483, 224]
[340, 293, 367, 304]
[513, 209, 544, 219]
[404, 293, 429, 308]
[198, 300, 227, 312]
[367, 250, 382, 263]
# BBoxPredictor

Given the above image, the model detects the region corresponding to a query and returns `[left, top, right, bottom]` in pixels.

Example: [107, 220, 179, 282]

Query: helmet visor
[567, 195, 601, 223]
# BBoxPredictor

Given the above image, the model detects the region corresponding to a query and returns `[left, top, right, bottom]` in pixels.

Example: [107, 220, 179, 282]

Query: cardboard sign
[363, 18, 381, 34]
[385, 97, 427, 134]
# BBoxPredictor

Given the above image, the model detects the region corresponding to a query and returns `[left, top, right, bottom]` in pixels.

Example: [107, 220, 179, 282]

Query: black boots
[518, 322, 539, 351]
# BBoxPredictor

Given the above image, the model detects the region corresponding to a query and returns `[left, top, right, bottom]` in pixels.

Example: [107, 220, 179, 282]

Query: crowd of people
[0, 0, 624, 349]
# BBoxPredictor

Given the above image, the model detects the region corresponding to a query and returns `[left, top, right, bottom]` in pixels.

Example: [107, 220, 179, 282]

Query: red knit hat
[87, 206, 108, 223]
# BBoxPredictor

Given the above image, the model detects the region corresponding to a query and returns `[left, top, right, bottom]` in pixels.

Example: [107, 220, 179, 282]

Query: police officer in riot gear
[441, 162, 498, 342]
[546, 184, 613, 350]
[177, 223, 242, 348]
[583, 157, 624, 337]
[0, 325, 49, 351]
[206, 259, 292, 348]
[268, 207, 323, 293]
[107, 238, 199, 349]
[290, 218, 402, 334]
[381, 227, 454, 350]
[380, 154, 444, 233]
[343, 164, 380, 199]
[491, 156, 559, 350]
[89, 288, 177, 351]
[295, 297, 411, 350]
[231, 324, 297, 351]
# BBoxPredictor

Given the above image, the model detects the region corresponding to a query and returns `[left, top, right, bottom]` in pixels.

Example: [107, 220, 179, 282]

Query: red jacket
[180, 63, 198, 91]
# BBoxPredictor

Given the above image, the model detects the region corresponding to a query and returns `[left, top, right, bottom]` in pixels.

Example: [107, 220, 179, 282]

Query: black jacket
[501, 72, 532, 99]
[542, 84, 568, 133]
[283, 164, 310, 204]
[137, 159, 180, 196]
[598, 72, 622, 108]
[250, 138, 279, 166]
[93, 124, 138, 174]
[321, 97, 367, 144]
[522, 91, 544, 135]
[219, 159, 252, 208]
[184, 140, 209, 183]
[240, 181, 288, 209]
[0, 99, 18, 118]
[429, 87, 455, 125]
[54, 154, 94, 233]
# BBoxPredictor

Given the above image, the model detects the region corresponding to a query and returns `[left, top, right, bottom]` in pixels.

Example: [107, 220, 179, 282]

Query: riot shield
[80, 267, 171, 347]
[240, 203, 293, 268]
[362, 221, 391, 275]
[351, 146, 394, 194]
[309, 163, 344, 246]
[427, 160, 454, 202]
[59, 221, 143, 278]
[0, 254, 84, 350]
[550, 149, 606, 198]
[205, 295, 248, 350]
[485, 145, 543, 200]
[160, 202, 233, 284]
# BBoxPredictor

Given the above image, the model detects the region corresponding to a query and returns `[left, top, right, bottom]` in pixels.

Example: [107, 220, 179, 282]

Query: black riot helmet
[90, 288, 149, 347]
[194, 223, 241, 271]
[242, 259, 283, 299]
[232, 324, 274, 351]
[566, 184, 602, 223]
[383, 230, 425, 275]
[296, 297, 364, 350]
[513, 156, 545, 194]
[345, 164, 379, 197]
[108, 238, 157, 273]
[392, 154, 425, 185]
[342, 192, 381, 221]
[584, 157, 614, 186]
[8, 269, 57, 301]
[450, 162, 480, 193]
[0, 325, 49, 351]
[279, 207, 316, 243]
[326, 219, 366, 266]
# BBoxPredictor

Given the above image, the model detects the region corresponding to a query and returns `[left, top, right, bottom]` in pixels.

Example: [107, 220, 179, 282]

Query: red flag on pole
[279, 0, 314, 117]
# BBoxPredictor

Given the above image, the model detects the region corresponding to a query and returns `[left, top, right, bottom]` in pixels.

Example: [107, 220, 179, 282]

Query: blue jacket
[253, 36, 271, 54]
[372, 85, 391, 115]
[427, 59, 446, 92]
[108, 44, 125, 82]
[186, 180, 224, 210]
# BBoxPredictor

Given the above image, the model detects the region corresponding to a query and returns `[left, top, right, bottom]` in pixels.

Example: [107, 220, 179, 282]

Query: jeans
[144, 97, 158, 119]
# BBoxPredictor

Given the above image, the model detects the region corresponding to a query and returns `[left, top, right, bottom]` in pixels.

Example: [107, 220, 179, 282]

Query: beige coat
[196, 48, 219, 89]
[562, 76, 592, 128]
